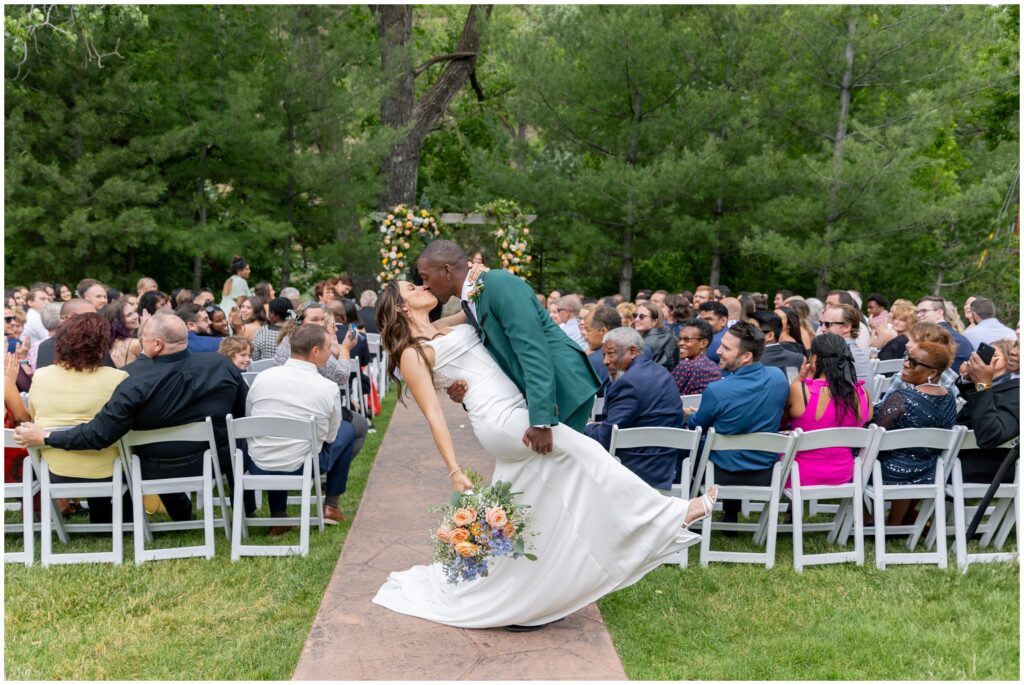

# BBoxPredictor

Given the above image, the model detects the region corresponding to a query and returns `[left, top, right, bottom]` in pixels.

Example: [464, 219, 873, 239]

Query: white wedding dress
[372, 324, 700, 628]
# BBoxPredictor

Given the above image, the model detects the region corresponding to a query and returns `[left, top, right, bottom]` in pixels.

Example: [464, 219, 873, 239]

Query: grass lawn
[600, 529, 1020, 680]
[3, 389, 397, 681]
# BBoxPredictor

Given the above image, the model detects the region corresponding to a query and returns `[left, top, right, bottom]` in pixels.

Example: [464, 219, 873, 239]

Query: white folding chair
[875, 358, 904, 375]
[781, 426, 880, 570]
[609, 425, 703, 568]
[3, 429, 34, 566]
[119, 417, 231, 564]
[227, 414, 324, 559]
[590, 397, 605, 422]
[250, 358, 277, 373]
[680, 394, 701, 411]
[932, 433, 1018, 573]
[38, 455, 126, 566]
[864, 425, 967, 570]
[242, 371, 259, 386]
[693, 429, 798, 569]
[366, 333, 387, 396]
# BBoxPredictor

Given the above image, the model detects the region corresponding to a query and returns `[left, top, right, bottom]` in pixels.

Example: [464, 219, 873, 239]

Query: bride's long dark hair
[375, 280, 434, 404]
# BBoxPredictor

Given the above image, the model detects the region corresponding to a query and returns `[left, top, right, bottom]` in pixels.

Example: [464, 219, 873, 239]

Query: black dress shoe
[504, 618, 564, 632]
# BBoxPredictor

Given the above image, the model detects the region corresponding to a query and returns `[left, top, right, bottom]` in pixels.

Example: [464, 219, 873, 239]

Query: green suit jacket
[470, 269, 600, 427]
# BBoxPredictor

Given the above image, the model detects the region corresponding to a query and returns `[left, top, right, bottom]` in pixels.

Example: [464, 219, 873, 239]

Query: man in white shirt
[247, 323, 357, 532]
[21, 288, 51, 348]
[962, 297, 1017, 349]
[554, 294, 587, 349]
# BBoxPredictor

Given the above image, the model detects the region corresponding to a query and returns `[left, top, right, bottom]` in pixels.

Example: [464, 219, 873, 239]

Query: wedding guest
[54, 284, 73, 302]
[692, 285, 714, 308]
[253, 282, 275, 312]
[136, 277, 158, 300]
[785, 298, 817, 348]
[27, 303, 61, 371]
[280, 286, 302, 310]
[774, 289, 793, 308]
[962, 297, 1016, 349]
[784, 333, 871, 487]
[333, 274, 355, 302]
[664, 294, 690, 338]
[876, 301, 915, 361]
[774, 306, 807, 358]
[720, 297, 742, 327]
[219, 255, 252, 314]
[207, 305, 230, 338]
[248, 323, 358, 527]
[825, 290, 870, 352]
[955, 338, 1019, 484]
[27, 313, 130, 524]
[616, 302, 637, 328]
[218, 335, 253, 372]
[81, 282, 109, 311]
[253, 297, 291, 361]
[962, 295, 978, 329]
[192, 288, 216, 307]
[274, 302, 356, 385]
[21, 288, 50, 348]
[698, 301, 730, 365]
[581, 305, 621, 391]
[358, 290, 379, 334]
[173, 289, 193, 308]
[238, 296, 269, 341]
[819, 304, 871, 379]
[865, 294, 890, 335]
[671, 319, 721, 396]
[916, 296, 972, 369]
[633, 302, 678, 371]
[804, 297, 825, 331]
[585, 327, 685, 492]
[684, 321, 789, 525]
[102, 299, 142, 368]
[176, 303, 221, 353]
[871, 340, 957, 524]
[315, 280, 336, 305]
[554, 294, 587, 349]
[753, 311, 805, 372]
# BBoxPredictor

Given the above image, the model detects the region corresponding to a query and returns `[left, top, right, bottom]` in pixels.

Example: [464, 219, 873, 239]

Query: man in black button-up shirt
[16, 313, 247, 521]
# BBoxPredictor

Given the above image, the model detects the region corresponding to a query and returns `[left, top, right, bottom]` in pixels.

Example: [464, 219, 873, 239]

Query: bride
[371, 280, 716, 630]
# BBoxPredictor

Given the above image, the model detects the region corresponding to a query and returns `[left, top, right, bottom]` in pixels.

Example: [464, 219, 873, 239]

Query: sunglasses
[3, 316, 15, 323]
[635, 314, 650, 320]
[903, 353, 938, 370]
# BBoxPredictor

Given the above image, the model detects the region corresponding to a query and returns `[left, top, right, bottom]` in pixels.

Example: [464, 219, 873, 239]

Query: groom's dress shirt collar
[460, 274, 478, 319]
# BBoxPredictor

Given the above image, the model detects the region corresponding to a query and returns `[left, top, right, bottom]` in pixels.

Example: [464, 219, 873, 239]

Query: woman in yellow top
[28, 313, 128, 524]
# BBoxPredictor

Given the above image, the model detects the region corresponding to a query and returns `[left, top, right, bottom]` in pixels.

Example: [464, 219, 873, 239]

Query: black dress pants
[711, 465, 775, 521]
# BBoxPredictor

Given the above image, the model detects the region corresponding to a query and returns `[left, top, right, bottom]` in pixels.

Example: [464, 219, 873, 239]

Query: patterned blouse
[252, 324, 281, 361]
[671, 354, 722, 396]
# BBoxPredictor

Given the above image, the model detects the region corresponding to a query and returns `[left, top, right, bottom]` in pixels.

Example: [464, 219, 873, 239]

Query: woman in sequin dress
[870, 340, 958, 525]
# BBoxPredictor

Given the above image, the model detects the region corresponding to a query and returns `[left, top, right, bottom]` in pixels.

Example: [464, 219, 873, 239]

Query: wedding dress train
[372, 324, 699, 628]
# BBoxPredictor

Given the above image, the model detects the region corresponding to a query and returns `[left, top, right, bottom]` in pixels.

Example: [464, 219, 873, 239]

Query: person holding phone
[955, 338, 1020, 484]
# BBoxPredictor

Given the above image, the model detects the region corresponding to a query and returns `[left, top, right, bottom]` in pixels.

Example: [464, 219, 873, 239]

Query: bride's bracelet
[448, 467, 462, 478]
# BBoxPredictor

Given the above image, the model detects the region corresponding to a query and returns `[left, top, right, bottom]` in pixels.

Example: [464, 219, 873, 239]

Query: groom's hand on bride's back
[523, 426, 553, 454]
[446, 380, 469, 405]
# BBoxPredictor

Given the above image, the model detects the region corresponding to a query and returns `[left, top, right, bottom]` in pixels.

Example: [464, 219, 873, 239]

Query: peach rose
[454, 541, 479, 558]
[485, 507, 508, 528]
[449, 527, 470, 544]
[503, 522, 516, 538]
[434, 526, 452, 544]
[452, 508, 477, 527]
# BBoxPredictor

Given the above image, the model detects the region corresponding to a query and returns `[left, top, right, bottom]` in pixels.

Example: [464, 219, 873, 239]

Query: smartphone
[7, 338, 18, 354]
[976, 342, 996, 365]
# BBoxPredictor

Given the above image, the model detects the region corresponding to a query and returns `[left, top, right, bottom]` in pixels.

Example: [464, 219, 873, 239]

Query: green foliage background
[4, 5, 1019, 317]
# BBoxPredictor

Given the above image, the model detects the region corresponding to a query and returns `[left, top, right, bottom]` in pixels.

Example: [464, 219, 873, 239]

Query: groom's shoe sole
[504, 618, 565, 633]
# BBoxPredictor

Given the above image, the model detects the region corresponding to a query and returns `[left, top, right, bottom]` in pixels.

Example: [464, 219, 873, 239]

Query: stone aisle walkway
[292, 397, 627, 681]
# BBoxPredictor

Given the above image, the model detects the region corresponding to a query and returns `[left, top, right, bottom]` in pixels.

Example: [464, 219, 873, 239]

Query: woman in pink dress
[784, 332, 872, 485]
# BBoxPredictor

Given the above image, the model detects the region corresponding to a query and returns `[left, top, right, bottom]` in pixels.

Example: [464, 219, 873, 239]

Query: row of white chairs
[4, 414, 328, 566]
[607, 424, 1018, 573]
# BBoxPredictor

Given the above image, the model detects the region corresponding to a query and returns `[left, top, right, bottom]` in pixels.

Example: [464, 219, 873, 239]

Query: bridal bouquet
[431, 475, 536, 584]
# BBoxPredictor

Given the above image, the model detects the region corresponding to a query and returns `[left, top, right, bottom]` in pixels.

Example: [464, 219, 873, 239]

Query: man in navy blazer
[585, 326, 684, 491]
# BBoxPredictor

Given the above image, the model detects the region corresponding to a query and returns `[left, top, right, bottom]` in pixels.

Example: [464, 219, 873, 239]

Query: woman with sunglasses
[632, 302, 678, 372]
[870, 339, 958, 523]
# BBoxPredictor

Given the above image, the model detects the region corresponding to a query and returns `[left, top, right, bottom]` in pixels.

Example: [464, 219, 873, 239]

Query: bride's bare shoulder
[399, 341, 437, 372]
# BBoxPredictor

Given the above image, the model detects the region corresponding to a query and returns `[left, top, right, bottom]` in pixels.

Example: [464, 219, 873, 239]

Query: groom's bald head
[417, 240, 469, 303]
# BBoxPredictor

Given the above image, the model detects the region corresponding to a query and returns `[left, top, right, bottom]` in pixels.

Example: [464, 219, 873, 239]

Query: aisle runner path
[293, 398, 627, 680]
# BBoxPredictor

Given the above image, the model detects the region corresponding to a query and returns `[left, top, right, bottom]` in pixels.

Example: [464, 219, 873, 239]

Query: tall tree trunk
[193, 144, 207, 290]
[374, 5, 489, 210]
[816, 16, 856, 299]
[710, 15, 732, 288]
[933, 264, 946, 296]
[619, 89, 643, 298]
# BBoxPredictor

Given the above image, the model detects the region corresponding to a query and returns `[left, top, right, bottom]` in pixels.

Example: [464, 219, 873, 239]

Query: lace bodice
[426, 324, 526, 423]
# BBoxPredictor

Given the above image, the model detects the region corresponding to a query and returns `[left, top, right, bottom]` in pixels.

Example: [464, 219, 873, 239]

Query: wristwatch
[975, 382, 992, 392]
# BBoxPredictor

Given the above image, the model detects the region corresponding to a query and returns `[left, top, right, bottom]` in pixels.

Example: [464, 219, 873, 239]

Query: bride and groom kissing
[371, 239, 716, 630]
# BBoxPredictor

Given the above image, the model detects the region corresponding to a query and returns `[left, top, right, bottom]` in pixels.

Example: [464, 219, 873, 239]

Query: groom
[417, 240, 600, 454]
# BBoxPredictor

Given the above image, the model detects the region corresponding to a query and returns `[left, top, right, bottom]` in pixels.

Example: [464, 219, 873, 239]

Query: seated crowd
[3, 267, 1019, 543]
[5, 263, 374, 535]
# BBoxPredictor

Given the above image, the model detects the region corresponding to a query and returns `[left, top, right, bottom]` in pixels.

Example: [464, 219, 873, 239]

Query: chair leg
[22, 462, 34, 566]
[231, 450, 244, 562]
[40, 462, 52, 568]
[853, 466, 865, 566]
[907, 499, 934, 551]
[699, 466, 714, 567]
[133, 455, 146, 565]
[299, 459, 311, 557]
[792, 490, 803, 572]
[764, 467, 782, 570]
[934, 471, 948, 569]
[873, 464, 886, 571]
[203, 455, 215, 560]
[112, 461, 124, 566]
[952, 466, 968, 573]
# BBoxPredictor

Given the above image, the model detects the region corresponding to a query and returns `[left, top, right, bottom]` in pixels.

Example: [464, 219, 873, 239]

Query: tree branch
[413, 51, 477, 78]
